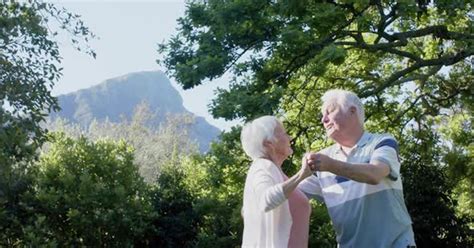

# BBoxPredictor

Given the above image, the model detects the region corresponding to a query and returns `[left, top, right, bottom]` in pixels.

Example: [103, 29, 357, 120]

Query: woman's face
[271, 123, 293, 158]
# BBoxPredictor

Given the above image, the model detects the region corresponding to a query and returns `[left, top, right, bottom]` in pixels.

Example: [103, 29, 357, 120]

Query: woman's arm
[253, 157, 314, 212]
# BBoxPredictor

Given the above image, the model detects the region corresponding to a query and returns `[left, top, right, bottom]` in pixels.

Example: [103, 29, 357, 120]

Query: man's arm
[298, 175, 324, 201]
[307, 153, 390, 185]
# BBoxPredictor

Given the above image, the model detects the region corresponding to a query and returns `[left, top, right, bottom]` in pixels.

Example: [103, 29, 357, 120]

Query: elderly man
[241, 115, 314, 248]
[299, 89, 416, 247]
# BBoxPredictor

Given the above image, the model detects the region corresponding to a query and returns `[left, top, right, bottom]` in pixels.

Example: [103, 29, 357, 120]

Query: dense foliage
[28, 134, 154, 246]
[0, 0, 94, 165]
[47, 102, 199, 183]
[158, 0, 473, 247]
[0, 1, 94, 245]
[1, 0, 472, 247]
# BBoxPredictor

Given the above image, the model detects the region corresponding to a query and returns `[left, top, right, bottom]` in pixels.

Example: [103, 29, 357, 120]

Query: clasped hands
[302, 152, 334, 172]
[299, 152, 334, 178]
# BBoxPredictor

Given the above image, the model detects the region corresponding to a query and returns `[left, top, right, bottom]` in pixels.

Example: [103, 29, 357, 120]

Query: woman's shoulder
[250, 158, 278, 173]
[253, 158, 276, 167]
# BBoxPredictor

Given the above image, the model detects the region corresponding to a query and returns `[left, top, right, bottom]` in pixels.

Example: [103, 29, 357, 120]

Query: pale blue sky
[52, 0, 239, 131]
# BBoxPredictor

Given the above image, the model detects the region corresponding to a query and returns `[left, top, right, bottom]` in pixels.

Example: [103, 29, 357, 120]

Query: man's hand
[306, 152, 334, 171]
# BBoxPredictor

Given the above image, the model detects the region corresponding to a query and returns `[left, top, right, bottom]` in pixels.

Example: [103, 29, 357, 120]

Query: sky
[52, 0, 240, 131]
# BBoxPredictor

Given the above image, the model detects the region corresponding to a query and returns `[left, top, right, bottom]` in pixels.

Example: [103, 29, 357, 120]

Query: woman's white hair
[321, 89, 365, 125]
[240, 115, 281, 160]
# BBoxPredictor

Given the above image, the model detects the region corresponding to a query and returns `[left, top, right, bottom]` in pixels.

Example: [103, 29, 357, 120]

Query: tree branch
[334, 40, 419, 61]
[374, 2, 399, 44]
[391, 25, 474, 41]
[360, 50, 473, 97]
[273, 5, 372, 85]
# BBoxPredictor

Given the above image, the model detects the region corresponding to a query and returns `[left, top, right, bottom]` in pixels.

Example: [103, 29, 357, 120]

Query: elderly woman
[241, 116, 313, 248]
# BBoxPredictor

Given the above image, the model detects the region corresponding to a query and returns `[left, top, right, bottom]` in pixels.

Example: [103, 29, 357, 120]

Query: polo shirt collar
[355, 131, 371, 148]
[336, 131, 371, 153]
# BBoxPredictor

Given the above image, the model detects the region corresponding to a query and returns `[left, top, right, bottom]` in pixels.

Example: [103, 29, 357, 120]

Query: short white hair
[321, 89, 365, 124]
[240, 115, 281, 160]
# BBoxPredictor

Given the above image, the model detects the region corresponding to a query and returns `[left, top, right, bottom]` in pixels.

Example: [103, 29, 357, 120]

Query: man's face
[321, 101, 351, 140]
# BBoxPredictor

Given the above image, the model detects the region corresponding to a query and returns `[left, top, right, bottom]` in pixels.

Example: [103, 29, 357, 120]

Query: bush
[27, 133, 154, 246]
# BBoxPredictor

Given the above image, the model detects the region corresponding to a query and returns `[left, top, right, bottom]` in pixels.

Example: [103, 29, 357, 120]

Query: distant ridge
[50, 71, 220, 152]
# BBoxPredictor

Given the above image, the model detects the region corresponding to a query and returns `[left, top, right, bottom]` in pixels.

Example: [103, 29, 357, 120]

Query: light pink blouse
[284, 174, 311, 248]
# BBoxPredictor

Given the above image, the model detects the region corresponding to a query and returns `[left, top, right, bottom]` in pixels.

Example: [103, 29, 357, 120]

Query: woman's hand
[299, 153, 315, 179]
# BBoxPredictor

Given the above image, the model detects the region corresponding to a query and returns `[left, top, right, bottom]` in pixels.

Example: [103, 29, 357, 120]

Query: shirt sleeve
[370, 137, 400, 181]
[297, 174, 324, 202]
[252, 167, 287, 212]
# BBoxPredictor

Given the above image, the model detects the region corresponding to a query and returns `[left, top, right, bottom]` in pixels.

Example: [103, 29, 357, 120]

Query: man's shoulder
[367, 132, 399, 152]
[367, 132, 397, 144]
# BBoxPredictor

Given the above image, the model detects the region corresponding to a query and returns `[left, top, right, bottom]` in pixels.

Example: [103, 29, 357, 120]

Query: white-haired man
[299, 89, 416, 247]
[241, 116, 314, 248]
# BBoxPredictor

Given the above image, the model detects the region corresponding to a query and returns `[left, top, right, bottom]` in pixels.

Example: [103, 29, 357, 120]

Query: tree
[159, 0, 472, 116]
[149, 163, 202, 248]
[169, 128, 248, 247]
[0, 1, 94, 244]
[46, 102, 199, 183]
[437, 112, 473, 226]
[25, 133, 153, 246]
[400, 126, 473, 247]
[159, 0, 473, 246]
[0, 0, 95, 164]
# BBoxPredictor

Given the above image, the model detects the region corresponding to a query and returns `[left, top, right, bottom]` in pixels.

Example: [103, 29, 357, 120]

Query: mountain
[50, 71, 220, 152]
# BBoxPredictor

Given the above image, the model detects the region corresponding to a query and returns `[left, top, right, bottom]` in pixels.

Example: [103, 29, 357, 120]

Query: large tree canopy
[0, 1, 94, 243]
[159, 0, 473, 246]
[159, 0, 472, 120]
[0, 0, 95, 164]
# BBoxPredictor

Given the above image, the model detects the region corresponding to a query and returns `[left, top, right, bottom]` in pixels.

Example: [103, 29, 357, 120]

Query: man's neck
[337, 127, 364, 149]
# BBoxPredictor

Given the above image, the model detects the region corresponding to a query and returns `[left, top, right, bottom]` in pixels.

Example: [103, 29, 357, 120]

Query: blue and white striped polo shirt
[299, 132, 415, 248]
